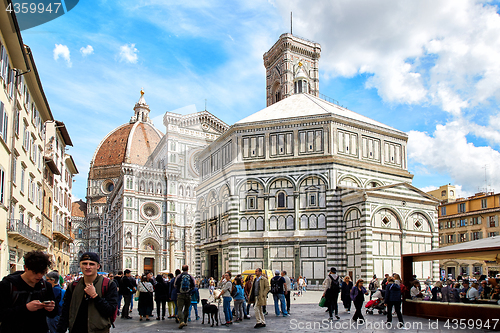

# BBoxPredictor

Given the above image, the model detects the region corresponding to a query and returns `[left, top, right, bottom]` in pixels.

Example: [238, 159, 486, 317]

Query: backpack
[329, 275, 340, 293]
[368, 281, 376, 291]
[179, 274, 193, 294]
[9, 279, 47, 305]
[71, 277, 118, 328]
[230, 283, 237, 297]
[270, 277, 281, 294]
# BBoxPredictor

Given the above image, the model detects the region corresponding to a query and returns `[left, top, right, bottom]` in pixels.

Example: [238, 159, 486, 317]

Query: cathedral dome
[89, 91, 163, 179]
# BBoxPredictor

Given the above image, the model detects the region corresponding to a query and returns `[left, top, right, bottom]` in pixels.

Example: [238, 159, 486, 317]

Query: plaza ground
[113, 289, 491, 332]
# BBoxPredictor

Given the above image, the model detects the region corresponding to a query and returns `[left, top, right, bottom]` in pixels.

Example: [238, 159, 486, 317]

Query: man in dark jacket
[0, 250, 57, 333]
[119, 269, 135, 319]
[384, 278, 405, 329]
[57, 252, 118, 333]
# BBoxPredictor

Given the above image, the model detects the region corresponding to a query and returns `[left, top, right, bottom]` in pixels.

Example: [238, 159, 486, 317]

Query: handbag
[319, 296, 327, 307]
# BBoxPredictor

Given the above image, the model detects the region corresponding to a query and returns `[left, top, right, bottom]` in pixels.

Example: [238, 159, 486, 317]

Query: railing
[53, 223, 73, 240]
[8, 219, 50, 248]
[318, 93, 342, 107]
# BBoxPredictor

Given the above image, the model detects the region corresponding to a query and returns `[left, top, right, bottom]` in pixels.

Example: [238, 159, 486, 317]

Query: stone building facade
[437, 191, 500, 278]
[194, 33, 440, 284]
[80, 91, 227, 274]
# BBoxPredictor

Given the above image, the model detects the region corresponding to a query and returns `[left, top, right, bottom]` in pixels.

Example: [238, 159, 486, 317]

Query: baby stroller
[365, 289, 387, 315]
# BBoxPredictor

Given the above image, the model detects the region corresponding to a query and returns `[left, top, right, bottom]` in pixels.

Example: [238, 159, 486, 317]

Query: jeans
[242, 299, 248, 316]
[234, 299, 244, 319]
[130, 295, 134, 310]
[273, 293, 288, 316]
[117, 294, 123, 315]
[223, 296, 233, 323]
[47, 315, 59, 333]
[188, 303, 199, 319]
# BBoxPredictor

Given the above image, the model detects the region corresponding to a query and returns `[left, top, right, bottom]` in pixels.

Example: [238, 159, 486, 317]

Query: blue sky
[19, 0, 500, 200]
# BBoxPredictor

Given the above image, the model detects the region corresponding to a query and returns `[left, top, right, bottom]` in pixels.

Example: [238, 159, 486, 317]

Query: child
[188, 285, 200, 321]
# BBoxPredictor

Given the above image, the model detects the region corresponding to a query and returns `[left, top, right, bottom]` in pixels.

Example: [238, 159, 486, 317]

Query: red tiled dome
[90, 122, 163, 169]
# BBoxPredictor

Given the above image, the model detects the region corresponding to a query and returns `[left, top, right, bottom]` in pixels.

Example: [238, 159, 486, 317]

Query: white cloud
[53, 44, 72, 67]
[273, 0, 500, 112]
[408, 122, 500, 194]
[419, 185, 437, 193]
[119, 43, 138, 63]
[80, 45, 94, 57]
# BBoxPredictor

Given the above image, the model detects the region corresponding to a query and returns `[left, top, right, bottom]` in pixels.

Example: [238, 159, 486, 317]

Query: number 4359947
[6, 3, 62, 14]
[444, 319, 499, 330]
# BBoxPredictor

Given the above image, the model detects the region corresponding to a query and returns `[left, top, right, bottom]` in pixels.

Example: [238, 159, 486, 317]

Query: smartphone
[43, 301, 52, 304]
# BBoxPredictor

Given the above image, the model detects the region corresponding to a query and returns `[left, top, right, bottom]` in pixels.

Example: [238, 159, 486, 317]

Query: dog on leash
[201, 299, 218, 327]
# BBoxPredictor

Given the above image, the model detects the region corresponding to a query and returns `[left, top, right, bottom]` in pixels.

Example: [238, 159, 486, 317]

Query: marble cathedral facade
[77, 92, 227, 274]
[194, 33, 440, 284]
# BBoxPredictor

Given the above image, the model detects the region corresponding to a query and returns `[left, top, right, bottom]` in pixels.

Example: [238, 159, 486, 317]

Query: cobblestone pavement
[113, 289, 490, 332]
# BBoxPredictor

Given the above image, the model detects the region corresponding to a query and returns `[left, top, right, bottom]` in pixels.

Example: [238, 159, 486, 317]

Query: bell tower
[263, 33, 321, 106]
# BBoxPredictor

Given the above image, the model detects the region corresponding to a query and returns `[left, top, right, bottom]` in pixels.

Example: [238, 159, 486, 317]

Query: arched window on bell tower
[272, 82, 281, 104]
[294, 63, 309, 94]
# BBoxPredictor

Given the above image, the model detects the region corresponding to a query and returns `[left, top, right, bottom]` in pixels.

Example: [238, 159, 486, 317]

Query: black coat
[0, 271, 57, 333]
[154, 276, 169, 302]
[341, 281, 353, 303]
[120, 276, 135, 296]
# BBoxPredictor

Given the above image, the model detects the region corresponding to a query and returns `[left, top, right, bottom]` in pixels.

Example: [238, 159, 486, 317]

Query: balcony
[53, 223, 74, 242]
[8, 219, 50, 249]
[41, 216, 53, 240]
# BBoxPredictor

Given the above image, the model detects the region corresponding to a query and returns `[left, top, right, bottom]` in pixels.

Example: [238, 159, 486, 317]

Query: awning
[402, 235, 500, 263]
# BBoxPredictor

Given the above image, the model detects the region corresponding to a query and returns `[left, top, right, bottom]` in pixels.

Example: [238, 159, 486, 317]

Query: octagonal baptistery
[88, 92, 164, 198]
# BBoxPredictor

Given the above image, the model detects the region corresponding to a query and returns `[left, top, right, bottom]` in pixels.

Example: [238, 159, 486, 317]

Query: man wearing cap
[57, 252, 118, 333]
[119, 269, 135, 319]
[270, 270, 288, 317]
[322, 267, 341, 321]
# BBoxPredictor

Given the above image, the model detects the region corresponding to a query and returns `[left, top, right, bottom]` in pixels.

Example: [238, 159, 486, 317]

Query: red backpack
[71, 277, 118, 328]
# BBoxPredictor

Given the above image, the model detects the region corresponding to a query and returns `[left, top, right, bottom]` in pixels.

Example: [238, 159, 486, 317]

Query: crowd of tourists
[409, 275, 500, 303]
[3, 250, 499, 333]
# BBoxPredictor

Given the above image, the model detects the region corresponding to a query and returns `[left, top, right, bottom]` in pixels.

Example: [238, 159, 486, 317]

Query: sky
[18, 0, 500, 201]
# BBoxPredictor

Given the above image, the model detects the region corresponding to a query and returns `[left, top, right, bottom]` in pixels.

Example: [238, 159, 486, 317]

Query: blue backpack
[179, 274, 193, 294]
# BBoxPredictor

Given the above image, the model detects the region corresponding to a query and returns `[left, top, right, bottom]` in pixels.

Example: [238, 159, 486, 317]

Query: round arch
[219, 183, 231, 201]
[371, 206, 404, 230]
[265, 176, 296, 192]
[236, 178, 265, 194]
[364, 178, 384, 188]
[343, 207, 362, 221]
[297, 173, 329, 189]
[406, 209, 435, 233]
[338, 174, 362, 188]
[197, 197, 206, 210]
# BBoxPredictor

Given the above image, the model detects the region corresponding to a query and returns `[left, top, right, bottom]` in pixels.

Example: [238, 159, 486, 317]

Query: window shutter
[0, 44, 5, 80]
[478, 216, 482, 224]
[3, 112, 8, 142]
[0, 102, 4, 139]
[495, 215, 499, 227]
